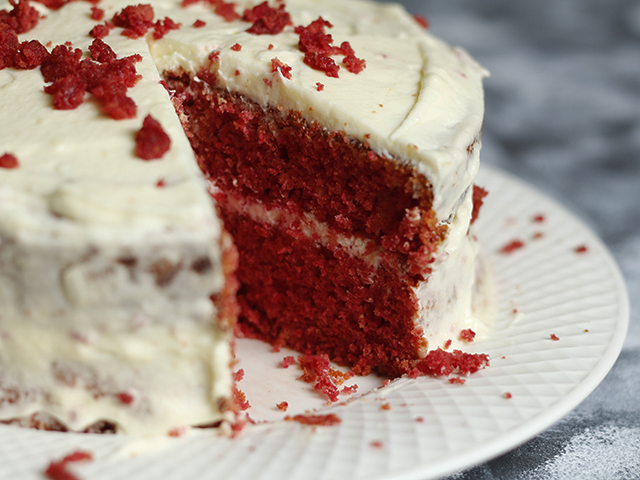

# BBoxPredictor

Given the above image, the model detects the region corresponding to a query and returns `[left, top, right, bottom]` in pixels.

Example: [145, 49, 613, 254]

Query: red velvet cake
[0, 0, 489, 434]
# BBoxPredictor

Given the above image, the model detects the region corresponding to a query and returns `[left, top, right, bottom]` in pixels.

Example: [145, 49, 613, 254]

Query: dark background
[392, 1, 640, 478]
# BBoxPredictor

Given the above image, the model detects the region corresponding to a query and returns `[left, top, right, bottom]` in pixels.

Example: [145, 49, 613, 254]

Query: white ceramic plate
[0, 166, 628, 480]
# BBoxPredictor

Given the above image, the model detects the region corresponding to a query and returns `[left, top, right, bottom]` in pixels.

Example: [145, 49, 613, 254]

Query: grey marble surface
[396, 1, 640, 478]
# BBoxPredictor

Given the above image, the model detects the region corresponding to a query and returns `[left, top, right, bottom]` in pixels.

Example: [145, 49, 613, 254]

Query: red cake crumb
[244, 1, 291, 35]
[370, 440, 384, 448]
[88, 37, 116, 63]
[44, 75, 87, 109]
[271, 57, 292, 79]
[575, 245, 588, 254]
[0, 152, 19, 169]
[281, 355, 296, 368]
[285, 413, 341, 426]
[193, 19, 205, 28]
[298, 354, 339, 402]
[135, 114, 171, 160]
[13, 38, 47, 69]
[380, 402, 391, 411]
[233, 368, 245, 381]
[262, 77, 272, 87]
[413, 14, 429, 29]
[156, 178, 166, 187]
[503, 392, 513, 399]
[267, 43, 273, 50]
[116, 392, 134, 404]
[315, 82, 324, 91]
[443, 339, 452, 350]
[112, 3, 155, 38]
[470, 185, 488, 225]
[500, 239, 525, 254]
[532, 214, 545, 223]
[0, 0, 41, 34]
[89, 23, 111, 39]
[415, 416, 424, 423]
[343, 52, 366, 74]
[90, 6, 104, 21]
[448, 377, 466, 385]
[341, 384, 358, 395]
[550, 333, 560, 341]
[276, 401, 288, 411]
[45, 450, 93, 480]
[303, 51, 339, 77]
[0, 24, 18, 69]
[153, 16, 181, 40]
[459, 329, 476, 343]
[409, 348, 489, 378]
[233, 386, 251, 410]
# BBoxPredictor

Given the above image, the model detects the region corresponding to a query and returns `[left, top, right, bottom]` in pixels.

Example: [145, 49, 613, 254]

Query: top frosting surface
[0, 0, 486, 231]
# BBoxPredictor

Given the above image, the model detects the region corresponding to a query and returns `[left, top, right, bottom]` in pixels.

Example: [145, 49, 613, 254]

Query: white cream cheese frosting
[0, 0, 487, 434]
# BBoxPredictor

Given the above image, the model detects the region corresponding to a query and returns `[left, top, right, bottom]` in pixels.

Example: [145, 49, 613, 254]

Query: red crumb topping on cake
[182, 0, 240, 23]
[315, 82, 324, 91]
[448, 377, 466, 385]
[285, 413, 341, 426]
[550, 333, 560, 341]
[575, 245, 588, 253]
[443, 339, 452, 350]
[10, 38, 47, 69]
[459, 329, 476, 342]
[503, 392, 513, 399]
[408, 348, 489, 378]
[233, 386, 250, 410]
[0, 152, 19, 169]
[0, 0, 40, 34]
[45, 450, 93, 480]
[294, 17, 365, 77]
[233, 368, 245, 381]
[500, 239, 525, 254]
[281, 355, 296, 368]
[271, 57, 292, 79]
[243, 2, 291, 35]
[90, 6, 105, 21]
[89, 23, 112, 39]
[298, 354, 340, 402]
[156, 178, 166, 187]
[230, 42, 242, 51]
[341, 384, 358, 395]
[413, 14, 429, 29]
[135, 114, 171, 160]
[276, 401, 288, 411]
[532, 214, 545, 223]
[112, 3, 154, 38]
[153, 16, 181, 40]
[380, 402, 391, 410]
[116, 392, 134, 404]
[470, 185, 488, 225]
[193, 19, 205, 28]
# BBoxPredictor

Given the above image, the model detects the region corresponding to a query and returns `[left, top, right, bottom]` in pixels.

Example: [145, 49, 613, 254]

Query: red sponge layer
[225, 210, 425, 377]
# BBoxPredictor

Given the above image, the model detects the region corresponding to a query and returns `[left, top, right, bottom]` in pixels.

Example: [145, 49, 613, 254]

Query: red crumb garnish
[263, 77, 272, 87]
[0, 23, 19, 69]
[470, 185, 488, 224]
[234, 69, 240, 76]
[382, 379, 391, 388]
[370, 440, 384, 448]
[117, 392, 134, 404]
[500, 239, 525, 254]
[315, 82, 324, 91]
[380, 402, 391, 411]
[443, 339, 452, 350]
[415, 416, 424, 423]
[276, 401, 288, 411]
[44, 450, 93, 480]
[44, 75, 87, 110]
[88, 37, 116, 63]
[112, 4, 155, 38]
[303, 52, 339, 78]
[156, 179, 166, 187]
[341, 384, 358, 395]
[0, 152, 19, 168]
[267, 43, 273, 50]
[512, 308, 518, 314]
[271, 57, 292, 79]
[575, 245, 588, 253]
[243, 1, 291, 35]
[504, 392, 513, 399]
[233, 386, 251, 410]
[230, 42, 242, 51]
[281, 355, 296, 368]
[208, 50, 220, 62]
[413, 14, 429, 29]
[89, 23, 111, 39]
[207, 0, 240, 22]
[233, 368, 245, 382]
[135, 114, 171, 160]
[90, 6, 105, 21]
[0, 0, 41, 34]
[285, 413, 341, 426]
[550, 334, 560, 341]
[193, 19, 205, 28]
[152, 16, 181, 40]
[448, 377, 466, 385]
[459, 329, 476, 343]
[297, 354, 339, 402]
[533, 214, 545, 223]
